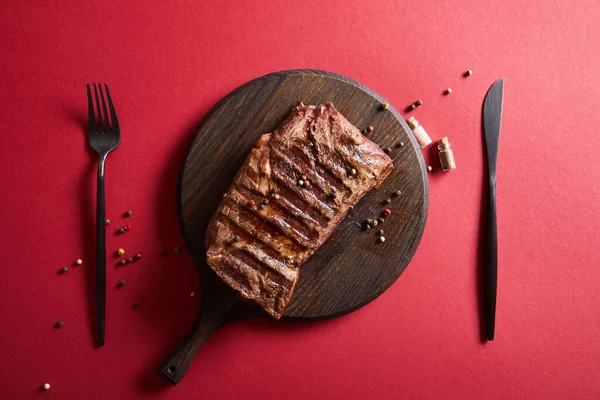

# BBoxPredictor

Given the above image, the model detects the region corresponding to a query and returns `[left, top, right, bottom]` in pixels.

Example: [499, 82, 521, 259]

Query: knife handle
[484, 180, 498, 340]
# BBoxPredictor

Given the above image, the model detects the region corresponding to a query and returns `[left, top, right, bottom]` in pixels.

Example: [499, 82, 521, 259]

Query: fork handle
[96, 155, 107, 347]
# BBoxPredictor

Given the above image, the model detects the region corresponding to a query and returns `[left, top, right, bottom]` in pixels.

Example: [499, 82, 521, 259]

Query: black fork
[86, 83, 121, 347]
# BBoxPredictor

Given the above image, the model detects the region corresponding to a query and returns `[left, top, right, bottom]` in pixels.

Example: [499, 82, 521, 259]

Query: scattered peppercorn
[328, 193, 336, 200]
[190, 292, 195, 298]
[367, 125, 374, 132]
[127, 258, 134, 264]
[304, 180, 310, 187]
[118, 280, 127, 287]
[444, 88, 452, 95]
[161, 250, 167, 256]
[233, 235, 240, 242]
[383, 208, 391, 217]
[372, 219, 379, 226]
[464, 70, 473, 76]
[174, 246, 181, 253]
[350, 168, 357, 175]
[297, 179, 305, 186]
[262, 199, 269, 205]
[379, 230, 384, 235]
[55, 321, 64, 328]
[260, 204, 266, 210]
[427, 165, 433, 172]
[134, 301, 141, 308]
[378, 217, 385, 224]
[270, 188, 278, 194]
[60, 266, 68, 274]
[118, 260, 126, 266]
[124, 224, 132, 231]
[301, 175, 307, 180]
[75, 259, 83, 266]
[117, 248, 125, 256]
[273, 193, 280, 200]
[393, 190, 401, 196]
[416, 100, 423, 106]
[384, 147, 392, 154]
[42, 383, 51, 391]
[118, 227, 126, 233]
[409, 104, 416, 110]
[135, 253, 142, 259]
[331, 187, 337, 193]
[381, 102, 389, 110]
[104, 219, 110, 225]
[378, 236, 386, 243]
[125, 210, 132, 217]
[384, 198, 392, 204]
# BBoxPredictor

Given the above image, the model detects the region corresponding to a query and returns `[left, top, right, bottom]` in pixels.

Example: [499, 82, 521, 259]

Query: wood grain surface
[158, 70, 429, 384]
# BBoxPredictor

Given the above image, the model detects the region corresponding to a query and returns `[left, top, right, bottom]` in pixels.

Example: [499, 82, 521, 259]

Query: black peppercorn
[55, 321, 64, 328]
[393, 190, 401, 196]
[125, 210, 132, 217]
[134, 301, 141, 308]
[161, 250, 167, 256]
[118, 259, 126, 266]
[384, 198, 392, 204]
[126, 258, 134, 263]
[118, 280, 127, 287]
[384, 148, 392, 154]
[416, 100, 422, 106]
[233, 235, 240, 242]
[60, 266, 68, 274]
[262, 199, 269, 205]
[379, 217, 385, 223]
[135, 253, 142, 259]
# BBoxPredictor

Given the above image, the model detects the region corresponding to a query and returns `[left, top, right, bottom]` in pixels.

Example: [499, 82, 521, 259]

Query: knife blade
[482, 78, 504, 341]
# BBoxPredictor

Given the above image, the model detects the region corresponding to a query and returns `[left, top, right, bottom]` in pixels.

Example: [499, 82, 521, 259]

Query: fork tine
[87, 84, 95, 134]
[104, 83, 119, 133]
[98, 83, 110, 134]
[93, 83, 103, 134]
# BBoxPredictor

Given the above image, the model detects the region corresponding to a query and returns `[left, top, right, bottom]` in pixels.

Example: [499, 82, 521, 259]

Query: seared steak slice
[205, 102, 393, 318]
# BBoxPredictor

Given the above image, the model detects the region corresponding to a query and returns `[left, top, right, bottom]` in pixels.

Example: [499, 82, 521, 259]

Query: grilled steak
[205, 102, 393, 318]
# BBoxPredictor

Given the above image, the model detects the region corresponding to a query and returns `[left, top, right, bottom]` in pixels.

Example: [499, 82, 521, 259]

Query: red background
[1, 1, 599, 399]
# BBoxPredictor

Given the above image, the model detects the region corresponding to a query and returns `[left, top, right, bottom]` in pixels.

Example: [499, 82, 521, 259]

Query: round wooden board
[179, 70, 428, 319]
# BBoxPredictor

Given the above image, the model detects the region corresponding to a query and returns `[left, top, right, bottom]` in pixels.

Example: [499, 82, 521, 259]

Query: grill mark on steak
[218, 198, 312, 263]
[231, 185, 319, 242]
[217, 209, 299, 261]
[270, 146, 348, 206]
[235, 245, 297, 281]
[227, 188, 314, 248]
[270, 167, 335, 220]
[236, 180, 321, 232]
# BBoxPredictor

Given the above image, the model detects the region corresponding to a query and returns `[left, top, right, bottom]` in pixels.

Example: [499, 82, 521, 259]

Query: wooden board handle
[157, 279, 238, 384]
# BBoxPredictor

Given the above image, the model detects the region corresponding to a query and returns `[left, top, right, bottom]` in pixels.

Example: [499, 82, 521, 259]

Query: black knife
[482, 78, 504, 341]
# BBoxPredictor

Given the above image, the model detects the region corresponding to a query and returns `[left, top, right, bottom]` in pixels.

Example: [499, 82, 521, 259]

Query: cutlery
[86, 83, 121, 346]
[482, 78, 504, 341]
